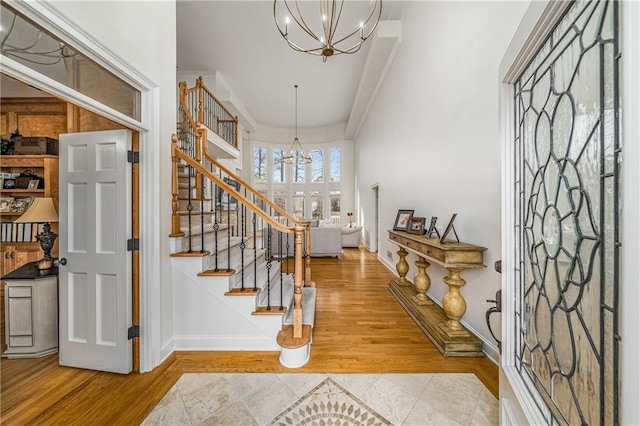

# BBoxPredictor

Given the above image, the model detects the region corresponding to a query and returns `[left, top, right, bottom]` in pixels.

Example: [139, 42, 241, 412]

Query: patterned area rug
[267, 377, 391, 425]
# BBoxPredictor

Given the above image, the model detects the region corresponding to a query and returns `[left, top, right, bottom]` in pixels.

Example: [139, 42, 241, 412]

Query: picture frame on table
[439, 213, 460, 243]
[393, 209, 414, 231]
[407, 217, 426, 235]
[27, 179, 40, 190]
[425, 216, 440, 238]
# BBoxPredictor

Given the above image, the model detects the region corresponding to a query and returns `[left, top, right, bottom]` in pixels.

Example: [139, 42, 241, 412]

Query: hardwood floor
[0, 246, 498, 425]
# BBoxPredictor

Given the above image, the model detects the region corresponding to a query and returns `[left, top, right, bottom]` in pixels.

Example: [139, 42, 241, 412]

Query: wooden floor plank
[0, 246, 498, 424]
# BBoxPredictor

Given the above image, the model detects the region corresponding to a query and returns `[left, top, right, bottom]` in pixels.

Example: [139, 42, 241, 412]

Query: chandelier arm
[326, 0, 343, 47]
[4, 52, 64, 66]
[274, 1, 321, 44]
[328, 1, 381, 47]
[290, 0, 323, 42]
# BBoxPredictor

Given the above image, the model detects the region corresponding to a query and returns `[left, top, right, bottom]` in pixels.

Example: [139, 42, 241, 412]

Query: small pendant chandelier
[274, 0, 383, 62]
[279, 84, 311, 165]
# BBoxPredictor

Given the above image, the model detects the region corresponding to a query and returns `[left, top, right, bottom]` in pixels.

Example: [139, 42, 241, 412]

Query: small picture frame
[27, 179, 40, 190]
[425, 216, 439, 238]
[10, 197, 33, 213]
[0, 197, 14, 212]
[2, 178, 16, 190]
[439, 213, 459, 243]
[407, 217, 426, 235]
[393, 209, 414, 231]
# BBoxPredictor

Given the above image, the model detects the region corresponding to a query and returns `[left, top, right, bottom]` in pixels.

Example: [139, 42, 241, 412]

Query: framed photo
[393, 209, 414, 231]
[2, 178, 16, 190]
[426, 216, 439, 238]
[27, 179, 40, 190]
[10, 197, 33, 213]
[407, 216, 426, 234]
[439, 213, 459, 243]
[0, 197, 14, 212]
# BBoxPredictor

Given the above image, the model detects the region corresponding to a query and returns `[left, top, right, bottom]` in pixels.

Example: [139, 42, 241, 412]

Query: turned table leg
[441, 268, 469, 335]
[393, 247, 411, 286]
[411, 256, 432, 305]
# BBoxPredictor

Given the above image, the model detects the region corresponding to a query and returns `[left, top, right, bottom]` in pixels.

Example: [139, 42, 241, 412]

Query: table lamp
[15, 197, 59, 269]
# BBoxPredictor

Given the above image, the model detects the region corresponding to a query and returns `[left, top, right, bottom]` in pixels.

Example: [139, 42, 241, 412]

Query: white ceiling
[176, 1, 398, 130]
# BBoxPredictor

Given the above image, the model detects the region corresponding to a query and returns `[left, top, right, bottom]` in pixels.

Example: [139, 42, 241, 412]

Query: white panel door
[58, 130, 132, 374]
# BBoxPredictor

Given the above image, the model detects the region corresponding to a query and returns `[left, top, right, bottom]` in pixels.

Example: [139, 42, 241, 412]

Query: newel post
[170, 134, 184, 237]
[293, 226, 304, 338]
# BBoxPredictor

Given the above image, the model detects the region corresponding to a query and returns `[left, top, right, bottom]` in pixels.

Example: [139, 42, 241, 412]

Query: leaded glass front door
[511, 0, 620, 423]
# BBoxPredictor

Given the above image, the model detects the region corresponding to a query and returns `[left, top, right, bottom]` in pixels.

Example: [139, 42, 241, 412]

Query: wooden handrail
[200, 135, 313, 285]
[172, 134, 296, 235]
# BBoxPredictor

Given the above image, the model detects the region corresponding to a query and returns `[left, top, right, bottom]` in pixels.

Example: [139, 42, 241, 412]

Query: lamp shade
[14, 197, 58, 223]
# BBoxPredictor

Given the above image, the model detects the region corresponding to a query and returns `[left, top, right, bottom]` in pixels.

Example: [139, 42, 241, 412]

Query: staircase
[169, 77, 315, 368]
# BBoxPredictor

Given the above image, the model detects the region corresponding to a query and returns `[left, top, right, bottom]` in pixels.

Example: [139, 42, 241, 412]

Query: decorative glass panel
[1, 3, 141, 121]
[513, 1, 620, 424]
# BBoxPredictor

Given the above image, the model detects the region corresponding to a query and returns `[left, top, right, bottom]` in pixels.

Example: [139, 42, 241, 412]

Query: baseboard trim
[172, 335, 280, 351]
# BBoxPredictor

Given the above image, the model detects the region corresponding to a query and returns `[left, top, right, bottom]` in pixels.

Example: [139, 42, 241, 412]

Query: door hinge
[128, 325, 140, 339]
[127, 150, 139, 164]
[127, 238, 139, 251]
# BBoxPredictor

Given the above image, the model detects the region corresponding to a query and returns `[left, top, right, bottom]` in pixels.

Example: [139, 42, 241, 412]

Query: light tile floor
[141, 373, 498, 426]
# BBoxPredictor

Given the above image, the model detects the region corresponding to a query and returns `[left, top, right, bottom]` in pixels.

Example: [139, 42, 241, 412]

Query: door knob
[56, 258, 67, 266]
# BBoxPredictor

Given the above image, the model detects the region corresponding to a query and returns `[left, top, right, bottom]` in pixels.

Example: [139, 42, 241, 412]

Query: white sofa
[264, 226, 342, 257]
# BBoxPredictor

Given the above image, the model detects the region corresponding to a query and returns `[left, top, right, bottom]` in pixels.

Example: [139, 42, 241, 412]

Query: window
[273, 190, 286, 213]
[330, 190, 341, 220]
[251, 142, 345, 220]
[330, 147, 340, 182]
[293, 161, 305, 183]
[292, 192, 305, 220]
[273, 149, 285, 183]
[311, 150, 323, 182]
[311, 191, 324, 220]
[253, 147, 267, 182]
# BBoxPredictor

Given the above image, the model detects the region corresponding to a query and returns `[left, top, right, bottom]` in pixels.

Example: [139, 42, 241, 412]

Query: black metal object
[512, 1, 620, 423]
[127, 325, 139, 339]
[127, 238, 139, 251]
[486, 289, 501, 353]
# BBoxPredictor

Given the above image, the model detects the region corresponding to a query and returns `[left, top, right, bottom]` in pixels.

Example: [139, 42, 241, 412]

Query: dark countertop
[2, 261, 58, 280]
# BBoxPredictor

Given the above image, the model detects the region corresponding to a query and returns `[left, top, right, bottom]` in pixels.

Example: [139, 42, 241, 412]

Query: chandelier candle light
[274, 0, 383, 61]
[278, 84, 312, 165]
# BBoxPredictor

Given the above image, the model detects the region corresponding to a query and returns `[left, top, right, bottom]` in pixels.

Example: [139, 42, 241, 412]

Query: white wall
[50, 1, 177, 363]
[355, 1, 529, 357]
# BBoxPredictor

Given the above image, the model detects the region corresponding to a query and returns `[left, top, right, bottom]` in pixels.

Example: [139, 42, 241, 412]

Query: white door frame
[499, 1, 640, 423]
[0, 0, 162, 372]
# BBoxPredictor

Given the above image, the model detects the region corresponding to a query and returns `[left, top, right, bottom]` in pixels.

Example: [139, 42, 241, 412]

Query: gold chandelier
[279, 84, 312, 165]
[273, 0, 383, 62]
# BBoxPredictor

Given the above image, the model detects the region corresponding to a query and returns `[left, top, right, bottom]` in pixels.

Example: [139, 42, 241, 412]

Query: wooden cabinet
[2, 262, 58, 358]
[1, 155, 59, 257]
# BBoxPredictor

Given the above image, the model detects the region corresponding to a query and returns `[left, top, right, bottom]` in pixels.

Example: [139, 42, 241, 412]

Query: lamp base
[37, 259, 54, 270]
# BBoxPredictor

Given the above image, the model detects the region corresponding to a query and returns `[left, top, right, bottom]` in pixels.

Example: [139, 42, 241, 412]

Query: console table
[2, 261, 58, 358]
[388, 230, 486, 356]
